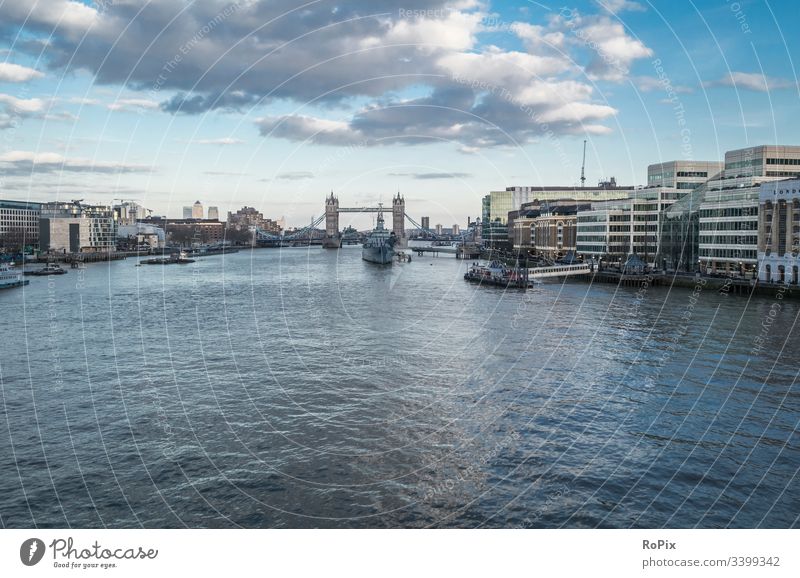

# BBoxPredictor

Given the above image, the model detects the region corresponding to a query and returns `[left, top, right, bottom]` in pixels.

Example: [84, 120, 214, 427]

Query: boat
[464, 260, 534, 289]
[140, 250, 196, 265]
[25, 262, 67, 276]
[362, 206, 396, 265]
[0, 262, 29, 289]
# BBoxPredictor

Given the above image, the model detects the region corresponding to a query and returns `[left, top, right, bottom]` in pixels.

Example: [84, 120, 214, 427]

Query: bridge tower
[323, 191, 341, 248]
[392, 192, 407, 248]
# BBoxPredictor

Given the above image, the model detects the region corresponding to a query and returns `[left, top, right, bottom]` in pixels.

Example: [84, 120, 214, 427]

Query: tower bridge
[252, 192, 477, 246]
[324, 192, 407, 248]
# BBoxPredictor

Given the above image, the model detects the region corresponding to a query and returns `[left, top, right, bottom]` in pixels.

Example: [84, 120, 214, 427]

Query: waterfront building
[227, 206, 281, 233]
[757, 178, 800, 284]
[39, 202, 117, 253]
[660, 145, 800, 274]
[511, 210, 537, 251]
[0, 199, 41, 251]
[576, 198, 632, 263]
[534, 211, 579, 260]
[647, 160, 723, 189]
[182, 206, 192, 219]
[117, 222, 166, 249]
[435, 224, 442, 236]
[208, 206, 219, 221]
[142, 217, 224, 246]
[452, 224, 459, 236]
[192, 200, 204, 219]
[421, 216, 430, 231]
[486, 179, 634, 251]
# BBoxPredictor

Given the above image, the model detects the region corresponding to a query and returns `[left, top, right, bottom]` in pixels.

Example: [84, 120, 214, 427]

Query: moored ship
[0, 262, 29, 289]
[362, 206, 396, 265]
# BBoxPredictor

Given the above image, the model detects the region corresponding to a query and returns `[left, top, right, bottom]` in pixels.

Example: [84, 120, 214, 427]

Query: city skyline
[1, 0, 798, 229]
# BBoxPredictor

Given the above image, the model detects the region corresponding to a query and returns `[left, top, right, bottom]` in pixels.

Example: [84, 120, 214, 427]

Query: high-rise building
[435, 224, 442, 236]
[452, 224, 460, 235]
[208, 206, 219, 221]
[0, 199, 41, 250]
[183, 206, 192, 219]
[421, 216, 430, 230]
[192, 200, 204, 219]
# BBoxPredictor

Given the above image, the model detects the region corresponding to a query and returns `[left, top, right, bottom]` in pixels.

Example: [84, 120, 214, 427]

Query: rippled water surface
[1, 247, 798, 528]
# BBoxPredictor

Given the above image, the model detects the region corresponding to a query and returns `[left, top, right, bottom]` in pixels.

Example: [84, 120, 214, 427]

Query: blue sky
[0, 0, 798, 228]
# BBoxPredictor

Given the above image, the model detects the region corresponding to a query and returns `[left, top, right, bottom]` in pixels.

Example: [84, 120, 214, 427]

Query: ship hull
[361, 245, 394, 264]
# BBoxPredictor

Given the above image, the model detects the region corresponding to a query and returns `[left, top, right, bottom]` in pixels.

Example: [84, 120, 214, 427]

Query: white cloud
[705, 71, 796, 92]
[635, 76, 693, 94]
[196, 137, 245, 145]
[594, 0, 646, 14]
[107, 98, 160, 112]
[0, 0, 99, 35]
[0, 94, 46, 114]
[0, 150, 152, 174]
[0, 62, 44, 83]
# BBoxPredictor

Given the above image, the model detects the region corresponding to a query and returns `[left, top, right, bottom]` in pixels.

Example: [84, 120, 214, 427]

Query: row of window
[676, 171, 708, 177]
[766, 171, 800, 177]
[699, 208, 756, 218]
[765, 158, 800, 165]
[700, 221, 757, 231]
[699, 248, 757, 259]
[699, 234, 757, 245]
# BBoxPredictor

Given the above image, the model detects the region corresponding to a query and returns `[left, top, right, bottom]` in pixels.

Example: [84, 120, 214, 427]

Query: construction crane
[580, 140, 587, 188]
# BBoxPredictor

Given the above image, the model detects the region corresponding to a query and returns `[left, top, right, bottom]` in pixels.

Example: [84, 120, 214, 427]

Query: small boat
[464, 260, 534, 289]
[71, 261, 87, 269]
[25, 262, 67, 276]
[0, 262, 29, 289]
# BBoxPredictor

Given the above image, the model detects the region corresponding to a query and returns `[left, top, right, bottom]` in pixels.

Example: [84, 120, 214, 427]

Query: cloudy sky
[0, 0, 798, 228]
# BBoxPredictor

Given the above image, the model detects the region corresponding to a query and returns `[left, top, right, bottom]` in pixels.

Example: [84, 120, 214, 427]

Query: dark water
[0, 247, 798, 528]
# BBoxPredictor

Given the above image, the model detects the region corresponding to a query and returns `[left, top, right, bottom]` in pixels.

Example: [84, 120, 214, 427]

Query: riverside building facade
[757, 178, 800, 284]
[39, 202, 117, 253]
[0, 199, 41, 250]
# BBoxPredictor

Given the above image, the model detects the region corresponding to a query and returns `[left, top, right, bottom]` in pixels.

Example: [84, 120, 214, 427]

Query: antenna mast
[580, 140, 587, 188]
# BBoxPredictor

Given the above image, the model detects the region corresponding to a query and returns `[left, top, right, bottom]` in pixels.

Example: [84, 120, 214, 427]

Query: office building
[0, 199, 41, 250]
[39, 202, 117, 253]
[421, 216, 430, 230]
[647, 160, 723, 189]
[192, 200, 204, 219]
[208, 206, 219, 221]
[183, 206, 192, 219]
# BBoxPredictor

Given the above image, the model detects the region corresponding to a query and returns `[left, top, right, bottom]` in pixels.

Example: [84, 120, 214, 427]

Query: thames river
[0, 246, 798, 528]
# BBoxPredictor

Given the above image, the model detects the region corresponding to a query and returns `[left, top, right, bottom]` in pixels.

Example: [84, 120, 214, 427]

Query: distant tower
[192, 200, 203, 219]
[182, 206, 192, 219]
[323, 191, 341, 248]
[452, 224, 460, 235]
[208, 206, 219, 221]
[421, 216, 430, 231]
[392, 192, 406, 248]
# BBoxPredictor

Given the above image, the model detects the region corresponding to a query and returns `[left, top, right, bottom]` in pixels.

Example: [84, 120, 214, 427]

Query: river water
[0, 246, 798, 528]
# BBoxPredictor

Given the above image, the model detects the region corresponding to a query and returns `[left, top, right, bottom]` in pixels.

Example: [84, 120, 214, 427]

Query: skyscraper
[192, 200, 203, 219]
[183, 206, 192, 219]
[421, 216, 430, 230]
[208, 206, 219, 221]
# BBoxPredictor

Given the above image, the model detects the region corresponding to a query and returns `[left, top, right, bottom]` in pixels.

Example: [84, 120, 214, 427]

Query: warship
[362, 206, 396, 265]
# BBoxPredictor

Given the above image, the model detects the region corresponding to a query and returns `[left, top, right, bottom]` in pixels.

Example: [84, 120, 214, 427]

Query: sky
[0, 0, 798, 229]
